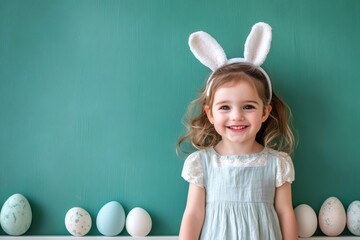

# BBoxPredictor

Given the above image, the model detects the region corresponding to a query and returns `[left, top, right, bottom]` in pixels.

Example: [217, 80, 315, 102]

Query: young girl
[178, 23, 298, 239]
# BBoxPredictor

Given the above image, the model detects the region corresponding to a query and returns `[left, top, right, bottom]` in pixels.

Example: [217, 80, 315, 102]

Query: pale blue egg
[96, 201, 125, 236]
[0, 193, 32, 235]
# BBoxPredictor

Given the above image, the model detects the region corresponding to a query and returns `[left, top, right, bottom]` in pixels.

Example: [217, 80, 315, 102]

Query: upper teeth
[231, 126, 244, 130]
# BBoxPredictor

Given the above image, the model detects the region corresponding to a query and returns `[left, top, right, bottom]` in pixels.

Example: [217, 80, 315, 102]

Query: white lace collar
[210, 147, 269, 168]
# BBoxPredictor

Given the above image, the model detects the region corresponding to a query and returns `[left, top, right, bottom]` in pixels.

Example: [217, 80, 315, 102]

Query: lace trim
[181, 148, 295, 188]
[211, 147, 268, 168]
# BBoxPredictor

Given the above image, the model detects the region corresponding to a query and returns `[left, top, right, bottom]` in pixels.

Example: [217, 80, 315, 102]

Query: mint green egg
[0, 193, 32, 235]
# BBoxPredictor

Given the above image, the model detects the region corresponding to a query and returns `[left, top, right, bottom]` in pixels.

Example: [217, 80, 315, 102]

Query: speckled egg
[65, 207, 92, 236]
[318, 196, 346, 236]
[294, 204, 317, 238]
[0, 193, 32, 235]
[347, 200, 360, 235]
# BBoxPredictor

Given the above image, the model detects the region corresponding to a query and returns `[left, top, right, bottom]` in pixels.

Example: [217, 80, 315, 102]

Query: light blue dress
[181, 147, 295, 240]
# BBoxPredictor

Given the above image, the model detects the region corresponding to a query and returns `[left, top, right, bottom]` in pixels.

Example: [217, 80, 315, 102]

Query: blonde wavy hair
[177, 63, 295, 155]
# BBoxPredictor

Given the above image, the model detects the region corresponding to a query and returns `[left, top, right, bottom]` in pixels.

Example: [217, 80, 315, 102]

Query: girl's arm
[179, 183, 206, 240]
[275, 182, 298, 240]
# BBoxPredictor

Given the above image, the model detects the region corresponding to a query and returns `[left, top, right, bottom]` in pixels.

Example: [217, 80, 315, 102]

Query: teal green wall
[0, 0, 359, 236]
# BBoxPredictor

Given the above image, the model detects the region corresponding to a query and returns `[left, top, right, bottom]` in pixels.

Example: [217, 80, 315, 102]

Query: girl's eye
[219, 105, 230, 110]
[243, 105, 255, 110]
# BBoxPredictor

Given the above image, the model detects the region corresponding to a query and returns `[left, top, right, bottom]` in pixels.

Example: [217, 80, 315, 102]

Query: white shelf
[300, 238, 360, 240]
[0, 237, 177, 240]
[0, 237, 360, 240]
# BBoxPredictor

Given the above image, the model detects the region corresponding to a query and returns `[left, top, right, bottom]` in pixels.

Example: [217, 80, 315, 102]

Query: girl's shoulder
[182, 148, 213, 188]
[266, 148, 295, 186]
[266, 148, 292, 161]
[185, 147, 213, 162]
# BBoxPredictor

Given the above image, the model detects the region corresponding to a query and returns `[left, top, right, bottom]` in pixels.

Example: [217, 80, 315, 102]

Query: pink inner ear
[189, 32, 227, 71]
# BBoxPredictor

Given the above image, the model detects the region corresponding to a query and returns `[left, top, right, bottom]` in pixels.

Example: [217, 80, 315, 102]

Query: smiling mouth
[228, 125, 247, 130]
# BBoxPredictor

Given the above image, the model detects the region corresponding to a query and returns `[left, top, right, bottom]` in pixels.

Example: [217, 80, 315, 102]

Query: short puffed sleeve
[276, 152, 295, 187]
[181, 151, 204, 188]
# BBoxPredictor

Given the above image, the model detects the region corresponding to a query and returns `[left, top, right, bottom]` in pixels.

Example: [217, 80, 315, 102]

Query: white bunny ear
[244, 22, 272, 66]
[189, 31, 227, 71]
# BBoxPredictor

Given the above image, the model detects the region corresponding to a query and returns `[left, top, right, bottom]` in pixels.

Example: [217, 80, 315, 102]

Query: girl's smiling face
[205, 79, 272, 154]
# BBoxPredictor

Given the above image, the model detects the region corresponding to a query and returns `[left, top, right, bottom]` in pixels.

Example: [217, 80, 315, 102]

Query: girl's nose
[230, 110, 244, 121]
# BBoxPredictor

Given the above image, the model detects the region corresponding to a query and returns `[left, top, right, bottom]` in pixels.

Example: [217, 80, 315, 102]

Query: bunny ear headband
[189, 22, 273, 103]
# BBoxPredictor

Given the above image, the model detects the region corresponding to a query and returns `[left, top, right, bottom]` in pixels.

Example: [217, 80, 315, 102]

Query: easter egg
[96, 201, 125, 236]
[126, 207, 152, 237]
[0, 193, 32, 235]
[347, 200, 360, 235]
[294, 204, 317, 238]
[318, 197, 346, 236]
[65, 207, 92, 236]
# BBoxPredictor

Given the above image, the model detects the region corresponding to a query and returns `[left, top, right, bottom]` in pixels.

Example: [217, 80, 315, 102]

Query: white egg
[347, 200, 360, 235]
[126, 207, 152, 237]
[65, 207, 92, 236]
[294, 204, 317, 238]
[96, 201, 125, 236]
[318, 196, 346, 236]
[0, 193, 32, 236]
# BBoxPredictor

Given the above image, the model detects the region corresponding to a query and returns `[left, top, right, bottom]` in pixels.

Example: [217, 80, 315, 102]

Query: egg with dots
[126, 207, 152, 237]
[294, 204, 317, 238]
[347, 200, 360, 236]
[0, 193, 32, 236]
[96, 201, 125, 236]
[318, 196, 346, 236]
[65, 207, 92, 236]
